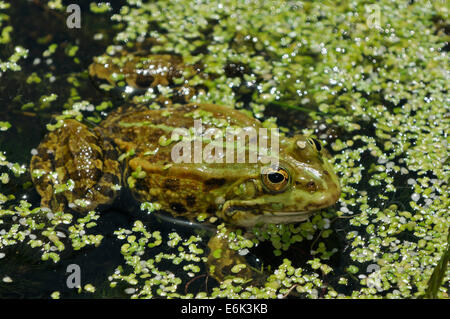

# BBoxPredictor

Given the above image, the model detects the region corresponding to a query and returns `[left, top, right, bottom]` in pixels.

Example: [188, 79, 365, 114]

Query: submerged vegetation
[0, 0, 448, 298]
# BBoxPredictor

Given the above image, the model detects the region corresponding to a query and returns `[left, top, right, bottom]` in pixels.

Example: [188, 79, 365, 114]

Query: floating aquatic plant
[0, 0, 448, 299]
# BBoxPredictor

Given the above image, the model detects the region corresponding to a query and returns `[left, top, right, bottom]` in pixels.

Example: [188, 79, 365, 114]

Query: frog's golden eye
[261, 166, 290, 193]
[307, 138, 322, 152]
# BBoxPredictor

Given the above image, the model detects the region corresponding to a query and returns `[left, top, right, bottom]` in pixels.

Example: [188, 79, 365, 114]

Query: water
[0, 0, 448, 299]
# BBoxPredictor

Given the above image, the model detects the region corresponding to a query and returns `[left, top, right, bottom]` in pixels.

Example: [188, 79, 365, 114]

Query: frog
[88, 49, 258, 106]
[30, 102, 340, 281]
[88, 51, 199, 104]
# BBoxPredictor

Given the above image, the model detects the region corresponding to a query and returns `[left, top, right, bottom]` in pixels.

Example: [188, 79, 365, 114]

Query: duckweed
[0, 0, 448, 299]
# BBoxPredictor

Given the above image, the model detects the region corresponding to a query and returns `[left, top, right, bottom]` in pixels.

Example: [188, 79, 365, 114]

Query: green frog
[88, 50, 255, 105]
[89, 51, 198, 103]
[30, 102, 340, 280]
[31, 53, 340, 281]
[30, 103, 340, 226]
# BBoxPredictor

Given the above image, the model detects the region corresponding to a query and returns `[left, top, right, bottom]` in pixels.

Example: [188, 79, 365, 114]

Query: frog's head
[219, 135, 340, 227]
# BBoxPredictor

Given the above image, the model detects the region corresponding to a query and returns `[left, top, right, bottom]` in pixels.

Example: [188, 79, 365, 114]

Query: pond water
[0, 0, 448, 299]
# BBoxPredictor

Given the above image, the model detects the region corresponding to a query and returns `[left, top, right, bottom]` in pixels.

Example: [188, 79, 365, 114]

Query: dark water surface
[0, 0, 448, 299]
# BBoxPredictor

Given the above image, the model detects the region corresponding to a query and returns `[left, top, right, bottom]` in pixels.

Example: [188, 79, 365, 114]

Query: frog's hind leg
[30, 119, 122, 213]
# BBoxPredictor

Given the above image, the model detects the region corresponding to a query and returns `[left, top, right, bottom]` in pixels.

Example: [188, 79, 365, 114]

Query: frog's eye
[261, 166, 290, 193]
[307, 138, 322, 152]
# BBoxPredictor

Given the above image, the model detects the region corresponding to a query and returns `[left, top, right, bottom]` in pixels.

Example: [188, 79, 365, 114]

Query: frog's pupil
[268, 172, 285, 184]
[312, 138, 322, 151]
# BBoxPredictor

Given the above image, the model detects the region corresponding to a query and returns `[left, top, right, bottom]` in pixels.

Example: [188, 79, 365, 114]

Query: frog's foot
[206, 234, 255, 283]
[30, 119, 122, 213]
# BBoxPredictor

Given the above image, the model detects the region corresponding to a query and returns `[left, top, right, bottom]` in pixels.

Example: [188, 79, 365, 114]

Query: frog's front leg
[206, 231, 257, 283]
[30, 119, 122, 213]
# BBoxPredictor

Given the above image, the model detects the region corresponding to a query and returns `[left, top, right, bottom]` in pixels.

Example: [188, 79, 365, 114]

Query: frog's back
[100, 103, 262, 163]
[99, 103, 263, 219]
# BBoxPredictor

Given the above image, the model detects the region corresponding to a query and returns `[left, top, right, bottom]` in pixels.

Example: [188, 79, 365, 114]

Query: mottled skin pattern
[89, 53, 197, 103]
[100, 103, 264, 218]
[30, 120, 122, 213]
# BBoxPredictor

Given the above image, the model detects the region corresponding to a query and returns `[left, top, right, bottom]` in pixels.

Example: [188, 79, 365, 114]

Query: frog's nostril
[306, 181, 317, 191]
[135, 74, 155, 88]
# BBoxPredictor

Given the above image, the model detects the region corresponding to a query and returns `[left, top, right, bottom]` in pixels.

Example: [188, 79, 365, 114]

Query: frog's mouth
[220, 203, 315, 227]
[220, 186, 340, 227]
[257, 210, 314, 225]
